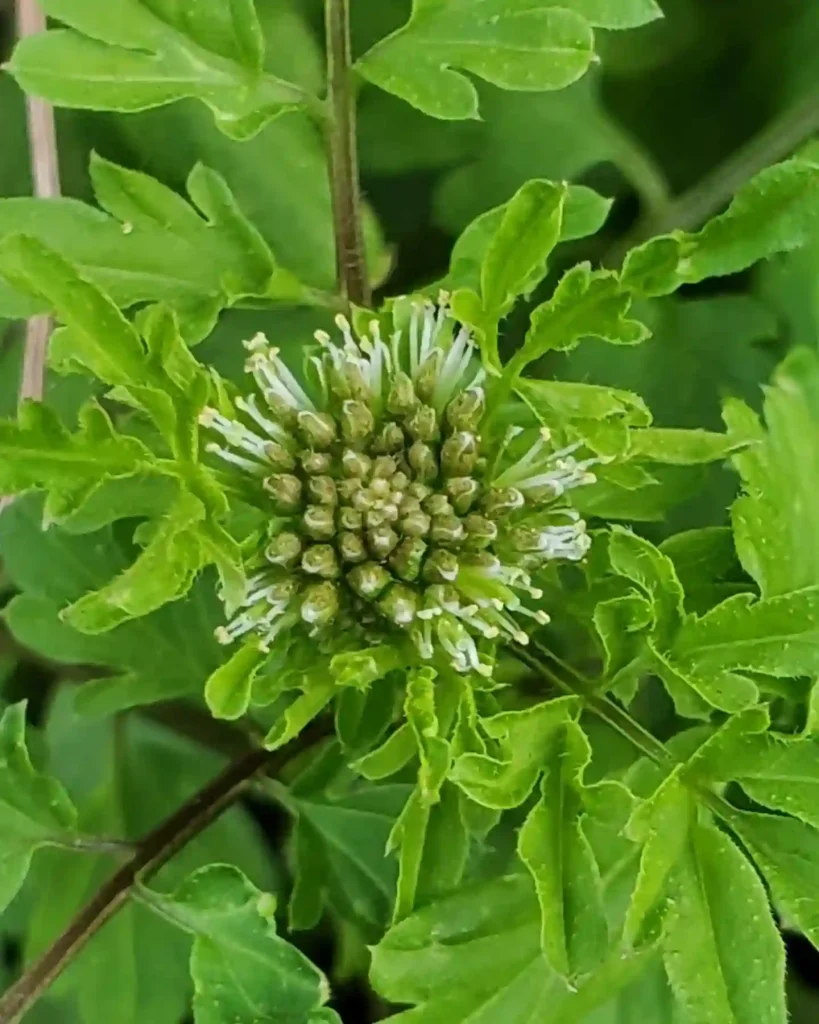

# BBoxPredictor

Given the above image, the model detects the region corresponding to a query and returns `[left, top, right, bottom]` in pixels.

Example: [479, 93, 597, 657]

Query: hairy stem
[0, 720, 328, 1024]
[325, 0, 370, 308]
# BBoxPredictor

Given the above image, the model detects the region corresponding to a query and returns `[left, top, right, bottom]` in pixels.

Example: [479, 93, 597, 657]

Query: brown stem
[0, 719, 328, 1024]
[324, 0, 370, 308]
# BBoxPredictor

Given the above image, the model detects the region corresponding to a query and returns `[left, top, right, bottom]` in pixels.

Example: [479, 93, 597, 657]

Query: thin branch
[0, 718, 329, 1024]
[606, 85, 819, 266]
[324, 0, 370, 308]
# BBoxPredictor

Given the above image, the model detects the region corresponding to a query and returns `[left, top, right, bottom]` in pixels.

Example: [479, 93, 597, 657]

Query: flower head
[200, 296, 594, 676]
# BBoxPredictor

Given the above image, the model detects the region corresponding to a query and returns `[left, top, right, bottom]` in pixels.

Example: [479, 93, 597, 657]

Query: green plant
[2, 1, 819, 1021]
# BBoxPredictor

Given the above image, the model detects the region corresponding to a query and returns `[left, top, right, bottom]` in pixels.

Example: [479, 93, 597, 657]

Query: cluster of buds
[200, 296, 594, 676]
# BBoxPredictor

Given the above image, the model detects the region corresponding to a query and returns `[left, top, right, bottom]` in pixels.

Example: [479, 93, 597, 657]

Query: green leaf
[451, 695, 580, 809]
[672, 586, 819, 678]
[518, 721, 608, 979]
[518, 264, 649, 371]
[627, 428, 740, 465]
[0, 399, 156, 517]
[357, 2, 595, 121]
[623, 159, 819, 296]
[608, 527, 684, 646]
[7, 0, 318, 140]
[0, 703, 77, 914]
[1, 495, 225, 715]
[554, 0, 663, 28]
[371, 873, 653, 1023]
[517, 378, 651, 428]
[140, 864, 339, 1023]
[730, 810, 819, 949]
[204, 641, 266, 721]
[727, 348, 819, 598]
[0, 155, 299, 338]
[661, 820, 786, 1024]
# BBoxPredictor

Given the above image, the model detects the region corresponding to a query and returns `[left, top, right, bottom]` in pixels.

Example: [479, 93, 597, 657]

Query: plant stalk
[324, 0, 370, 308]
[0, 720, 328, 1024]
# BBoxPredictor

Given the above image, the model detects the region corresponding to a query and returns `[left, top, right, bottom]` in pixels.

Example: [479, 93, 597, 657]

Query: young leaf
[204, 640, 266, 721]
[139, 864, 340, 1024]
[6, 0, 318, 140]
[661, 821, 786, 1024]
[357, 2, 595, 120]
[518, 721, 608, 979]
[0, 703, 77, 914]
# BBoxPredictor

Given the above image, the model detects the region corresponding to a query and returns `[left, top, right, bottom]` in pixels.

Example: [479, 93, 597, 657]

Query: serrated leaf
[518, 721, 608, 979]
[357, 2, 595, 121]
[6, 0, 317, 140]
[140, 864, 339, 1023]
[627, 428, 739, 465]
[672, 586, 819, 678]
[517, 378, 651, 428]
[451, 696, 580, 809]
[726, 348, 819, 598]
[0, 703, 77, 914]
[609, 527, 684, 646]
[1, 496, 225, 716]
[661, 821, 786, 1024]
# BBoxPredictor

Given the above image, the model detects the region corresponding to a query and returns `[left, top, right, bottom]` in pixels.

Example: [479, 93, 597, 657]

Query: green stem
[324, 0, 370, 308]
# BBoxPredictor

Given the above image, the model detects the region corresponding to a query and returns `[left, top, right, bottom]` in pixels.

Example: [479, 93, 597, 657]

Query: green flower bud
[379, 584, 419, 627]
[303, 505, 336, 541]
[415, 349, 443, 403]
[300, 581, 339, 627]
[298, 410, 337, 449]
[352, 488, 375, 512]
[392, 471, 410, 492]
[408, 441, 438, 481]
[302, 451, 332, 476]
[341, 400, 374, 443]
[387, 371, 418, 415]
[265, 531, 302, 568]
[338, 506, 363, 531]
[338, 477, 363, 502]
[263, 473, 303, 512]
[302, 544, 340, 578]
[431, 514, 465, 545]
[446, 476, 480, 514]
[401, 509, 431, 538]
[372, 455, 397, 480]
[348, 562, 392, 599]
[264, 442, 296, 471]
[341, 449, 371, 478]
[390, 536, 427, 581]
[368, 524, 399, 559]
[372, 422, 405, 454]
[424, 493, 453, 517]
[339, 531, 367, 563]
[463, 513, 498, 549]
[481, 487, 525, 519]
[407, 481, 432, 501]
[405, 404, 439, 442]
[446, 387, 485, 432]
[441, 431, 479, 476]
[423, 548, 459, 583]
[307, 475, 337, 506]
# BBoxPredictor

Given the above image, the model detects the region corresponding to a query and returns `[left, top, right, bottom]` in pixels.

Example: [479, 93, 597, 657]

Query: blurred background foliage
[2, 0, 819, 1019]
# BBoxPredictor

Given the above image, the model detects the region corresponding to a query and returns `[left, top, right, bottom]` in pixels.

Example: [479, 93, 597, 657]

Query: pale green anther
[390, 536, 427, 581]
[446, 388, 485, 432]
[302, 544, 340, 578]
[348, 561, 392, 599]
[446, 476, 480, 514]
[405, 404, 439, 442]
[368, 524, 400, 559]
[300, 581, 339, 626]
[342, 400, 375, 443]
[338, 506, 363, 531]
[307, 475, 338, 506]
[424, 493, 453, 517]
[378, 583, 419, 626]
[372, 455, 397, 479]
[415, 349, 443, 402]
[463, 513, 498, 548]
[298, 410, 337, 448]
[264, 473, 303, 512]
[424, 548, 459, 583]
[303, 504, 336, 540]
[431, 514, 465, 545]
[373, 422, 405, 454]
[482, 486, 525, 518]
[265, 531, 302, 568]
[387, 371, 418, 416]
[339, 531, 367, 563]
[441, 431, 478, 476]
[263, 442, 296, 471]
[401, 510, 432, 538]
[302, 452, 332, 476]
[408, 441, 438, 481]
